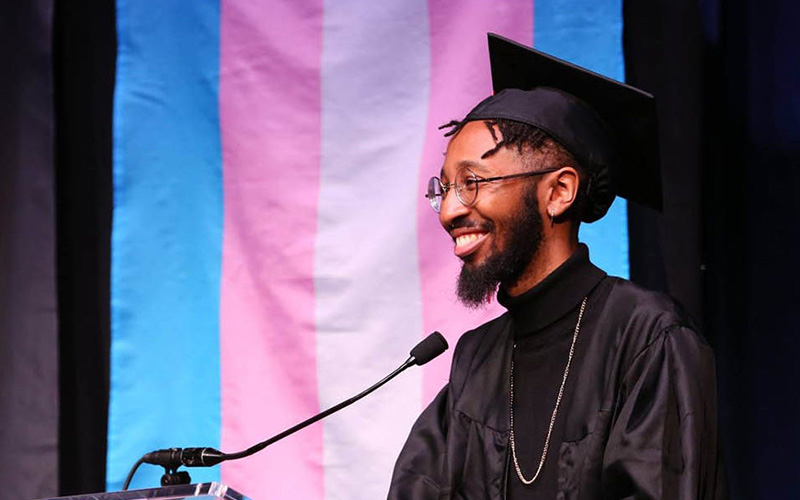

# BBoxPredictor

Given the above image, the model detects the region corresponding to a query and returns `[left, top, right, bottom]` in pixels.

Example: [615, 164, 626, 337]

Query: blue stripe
[108, 0, 222, 490]
[534, 0, 629, 278]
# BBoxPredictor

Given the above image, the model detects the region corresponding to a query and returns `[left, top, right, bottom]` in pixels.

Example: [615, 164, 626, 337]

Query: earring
[548, 207, 556, 228]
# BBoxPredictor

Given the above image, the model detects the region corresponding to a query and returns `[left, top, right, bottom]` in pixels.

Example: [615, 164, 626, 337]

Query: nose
[438, 186, 470, 228]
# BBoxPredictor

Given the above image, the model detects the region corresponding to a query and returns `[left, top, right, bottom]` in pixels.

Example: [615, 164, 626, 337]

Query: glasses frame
[426, 166, 562, 213]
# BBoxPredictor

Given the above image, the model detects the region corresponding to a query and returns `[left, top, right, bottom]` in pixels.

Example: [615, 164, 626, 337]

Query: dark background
[1, 0, 797, 498]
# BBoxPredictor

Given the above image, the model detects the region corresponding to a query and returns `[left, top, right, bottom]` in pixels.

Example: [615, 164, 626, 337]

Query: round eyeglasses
[425, 166, 561, 213]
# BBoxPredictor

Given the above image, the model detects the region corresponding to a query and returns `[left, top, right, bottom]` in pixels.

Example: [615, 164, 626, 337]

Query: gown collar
[497, 243, 606, 336]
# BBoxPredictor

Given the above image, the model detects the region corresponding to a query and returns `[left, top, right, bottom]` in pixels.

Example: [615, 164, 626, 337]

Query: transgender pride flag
[107, 0, 627, 498]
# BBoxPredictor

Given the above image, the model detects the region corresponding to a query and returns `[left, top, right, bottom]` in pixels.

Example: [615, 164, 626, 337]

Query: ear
[545, 166, 580, 218]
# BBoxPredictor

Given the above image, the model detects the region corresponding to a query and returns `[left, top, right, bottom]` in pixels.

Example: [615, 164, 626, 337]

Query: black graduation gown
[388, 248, 727, 500]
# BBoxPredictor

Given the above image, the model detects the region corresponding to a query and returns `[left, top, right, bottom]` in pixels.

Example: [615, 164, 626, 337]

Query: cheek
[491, 221, 513, 251]
[473, 192, 521, 230]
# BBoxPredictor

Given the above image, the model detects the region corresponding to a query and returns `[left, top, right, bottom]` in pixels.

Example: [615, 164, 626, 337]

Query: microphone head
[410, 332, 449, 366]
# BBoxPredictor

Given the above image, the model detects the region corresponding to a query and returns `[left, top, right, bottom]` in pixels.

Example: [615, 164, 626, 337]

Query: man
[388, 35, 727, 499]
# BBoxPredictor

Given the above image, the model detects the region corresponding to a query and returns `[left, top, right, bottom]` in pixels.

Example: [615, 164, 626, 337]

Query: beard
[456, 187, 544, 308]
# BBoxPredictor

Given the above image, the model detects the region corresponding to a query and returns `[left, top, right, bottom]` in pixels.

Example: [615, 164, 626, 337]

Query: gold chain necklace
[509, 296, 587, 485]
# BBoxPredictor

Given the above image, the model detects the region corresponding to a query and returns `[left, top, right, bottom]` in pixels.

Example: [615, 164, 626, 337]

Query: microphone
[410, 331, 448, 365]
[142, 447, 225, 468]
[124, 332, 448, 490]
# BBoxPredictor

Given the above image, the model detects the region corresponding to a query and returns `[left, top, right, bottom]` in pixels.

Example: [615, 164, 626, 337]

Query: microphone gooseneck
[223, 332, 448, 462]
[123, 332, 448, 490]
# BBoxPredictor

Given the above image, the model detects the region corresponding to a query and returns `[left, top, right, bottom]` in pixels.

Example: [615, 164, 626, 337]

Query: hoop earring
[548, 207, 556, 228]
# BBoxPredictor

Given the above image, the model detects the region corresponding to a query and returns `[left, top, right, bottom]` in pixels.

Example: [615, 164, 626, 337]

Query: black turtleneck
[498, 244, 606, 499]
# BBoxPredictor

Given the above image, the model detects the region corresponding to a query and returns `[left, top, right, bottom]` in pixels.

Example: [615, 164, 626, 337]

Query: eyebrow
[458, 160, 490, 174]
[440, 160, 491, 180]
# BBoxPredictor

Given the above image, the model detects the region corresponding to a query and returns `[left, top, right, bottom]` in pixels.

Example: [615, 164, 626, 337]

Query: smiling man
[387, 35, 727, 500]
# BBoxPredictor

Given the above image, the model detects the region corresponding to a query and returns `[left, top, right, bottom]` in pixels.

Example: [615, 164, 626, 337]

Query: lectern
[39, 483, 250, 500]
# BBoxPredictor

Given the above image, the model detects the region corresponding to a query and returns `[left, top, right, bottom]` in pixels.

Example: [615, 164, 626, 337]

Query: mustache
[446, 216, 495, 233]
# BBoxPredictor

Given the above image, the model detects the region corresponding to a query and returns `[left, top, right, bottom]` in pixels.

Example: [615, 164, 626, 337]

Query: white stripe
[315, 2, 430, 499]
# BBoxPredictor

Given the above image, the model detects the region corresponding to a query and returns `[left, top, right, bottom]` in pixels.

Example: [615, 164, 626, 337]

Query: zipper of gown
[501, 440, 510, 500]
[502, 318, 513, 500]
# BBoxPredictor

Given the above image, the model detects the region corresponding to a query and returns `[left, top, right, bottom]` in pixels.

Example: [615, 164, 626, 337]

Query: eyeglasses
[425, 166, 561, 213]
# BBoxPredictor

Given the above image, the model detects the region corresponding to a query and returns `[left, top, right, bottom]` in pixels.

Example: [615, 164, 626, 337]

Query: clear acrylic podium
[39, 483, 250, 500]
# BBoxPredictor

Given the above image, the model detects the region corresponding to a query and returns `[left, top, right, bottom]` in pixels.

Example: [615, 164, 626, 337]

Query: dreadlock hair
[440, 118, 588, 225]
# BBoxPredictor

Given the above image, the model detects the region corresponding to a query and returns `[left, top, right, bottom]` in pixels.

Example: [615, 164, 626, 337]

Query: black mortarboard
[463, 33, 661, 222]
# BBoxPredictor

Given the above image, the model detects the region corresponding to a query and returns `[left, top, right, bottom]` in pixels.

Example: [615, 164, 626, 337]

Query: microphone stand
[123, 332, 447, 490]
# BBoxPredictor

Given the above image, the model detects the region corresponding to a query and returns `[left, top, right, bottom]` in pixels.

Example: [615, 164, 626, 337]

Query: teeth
[456, 234, 482, 246]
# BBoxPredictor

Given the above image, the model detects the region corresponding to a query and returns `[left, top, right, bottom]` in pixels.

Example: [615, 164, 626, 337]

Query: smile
[453, 232, 489, 258]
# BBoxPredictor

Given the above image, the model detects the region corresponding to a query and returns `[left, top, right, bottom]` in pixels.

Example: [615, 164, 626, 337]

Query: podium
[39, 483, 250, 500]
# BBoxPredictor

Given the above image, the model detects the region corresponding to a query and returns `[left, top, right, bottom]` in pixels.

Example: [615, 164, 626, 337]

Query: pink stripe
[419, 3, 534, 403]
[219, 1, 323, 499]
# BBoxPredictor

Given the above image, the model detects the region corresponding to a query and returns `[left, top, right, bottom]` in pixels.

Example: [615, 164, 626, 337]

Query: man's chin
[459, 250, 491, 269]
[456, 261, 500, 308]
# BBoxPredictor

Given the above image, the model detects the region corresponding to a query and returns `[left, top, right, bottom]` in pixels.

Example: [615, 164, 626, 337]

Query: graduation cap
[462, 33, 661, 222]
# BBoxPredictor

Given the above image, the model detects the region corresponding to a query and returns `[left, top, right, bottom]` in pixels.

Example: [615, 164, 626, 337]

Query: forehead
[441, 121, 520, 178]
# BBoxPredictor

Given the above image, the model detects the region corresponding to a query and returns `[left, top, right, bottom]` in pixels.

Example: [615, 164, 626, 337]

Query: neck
[504, 235, 579, 297]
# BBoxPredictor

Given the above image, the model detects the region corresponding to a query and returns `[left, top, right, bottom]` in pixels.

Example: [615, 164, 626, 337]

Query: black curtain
[625, 0, 705, 324]
[0, 1, 59, 499]
[709, 0, 800, 496]
[53, 0, 115, 495]
[625, 0, 800, 498]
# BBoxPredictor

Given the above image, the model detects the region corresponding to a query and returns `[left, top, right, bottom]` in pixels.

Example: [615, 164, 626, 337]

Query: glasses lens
[426, 177, 443, 212]
[455, 169, 478, 206]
